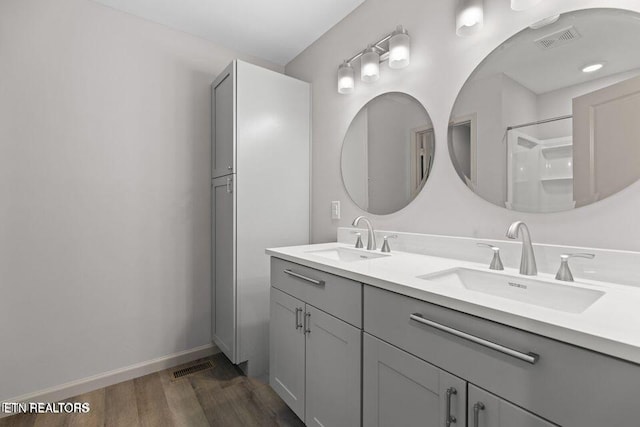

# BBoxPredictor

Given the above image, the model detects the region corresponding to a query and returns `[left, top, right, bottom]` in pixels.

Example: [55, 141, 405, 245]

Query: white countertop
[266, 242, 640, 365]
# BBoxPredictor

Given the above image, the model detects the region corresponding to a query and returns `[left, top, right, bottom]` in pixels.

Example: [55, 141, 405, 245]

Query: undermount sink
[419, 268, 605, 314]
[307, 247, 390, 262]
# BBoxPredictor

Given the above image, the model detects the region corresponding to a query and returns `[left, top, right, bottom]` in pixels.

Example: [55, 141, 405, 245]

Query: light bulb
[456, 0, 484, 37]
[337, 62, 355, 94]
[389, 26, 410, 69]
[361, 47, 380, 82]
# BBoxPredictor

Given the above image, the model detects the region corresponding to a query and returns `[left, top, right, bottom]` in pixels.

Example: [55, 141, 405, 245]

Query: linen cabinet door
[212, 175, 236, 362]
[211, 61, 235, 178]
[305, 305, 361, 427]
[363, 333, 467, 427]
[468, 385, 557, 427]
[269, 288, 306, 420]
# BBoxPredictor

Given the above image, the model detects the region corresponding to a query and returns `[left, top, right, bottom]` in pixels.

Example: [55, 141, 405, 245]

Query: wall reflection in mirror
[449, 8, 640, 213]
[342, 92, 434, 215]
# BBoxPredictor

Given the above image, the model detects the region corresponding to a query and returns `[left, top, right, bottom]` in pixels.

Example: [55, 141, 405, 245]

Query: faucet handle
[350, 231, 364, 249]
[555, 253, 595, 282]
[381, 235, 398, 253]
[477, 243, 504, 271]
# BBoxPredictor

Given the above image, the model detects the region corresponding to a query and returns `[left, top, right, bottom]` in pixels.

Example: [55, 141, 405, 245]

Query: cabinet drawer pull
[446, 387, 457, 426]
[473, 402, 485, 427]
[283, 269, 325, 287]
[295, 307, 303, 329]
[409, 313, 539, 365]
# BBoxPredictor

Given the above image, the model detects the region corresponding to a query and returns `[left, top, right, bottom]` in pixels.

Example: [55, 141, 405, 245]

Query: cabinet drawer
[271, 258, 361, 327]
[364, 285, 640, 427]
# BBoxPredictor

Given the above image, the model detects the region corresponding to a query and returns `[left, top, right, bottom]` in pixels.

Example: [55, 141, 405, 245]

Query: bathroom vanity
[267, 6, 640, 426]
[266, 231, 640, 427]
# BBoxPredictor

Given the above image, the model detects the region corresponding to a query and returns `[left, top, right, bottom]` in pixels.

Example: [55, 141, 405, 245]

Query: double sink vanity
[266, 222, 640, 427]
[263, 6, 640, 426]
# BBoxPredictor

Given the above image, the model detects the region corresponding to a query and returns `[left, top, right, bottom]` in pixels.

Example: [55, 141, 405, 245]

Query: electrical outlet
[331, 201, 341, 220]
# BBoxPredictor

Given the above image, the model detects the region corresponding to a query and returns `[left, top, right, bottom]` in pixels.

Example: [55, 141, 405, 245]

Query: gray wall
[285, 0, 640, 251]
[0, 0, 280, 400]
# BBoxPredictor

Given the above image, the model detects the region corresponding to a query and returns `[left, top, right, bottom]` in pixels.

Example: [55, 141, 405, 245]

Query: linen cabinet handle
[446, 387, 457, 426]
[283, 269, 325, 286]
[409, 313, 539, 365]
[473, 402, 485, 427]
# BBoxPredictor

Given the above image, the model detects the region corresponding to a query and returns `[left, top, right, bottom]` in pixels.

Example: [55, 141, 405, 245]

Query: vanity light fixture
[582, 63, 604, 73]
[511, 0, 543, 11]
[336, 25, 410, 94]
[389, 26, 411, 69]
[456, 0, 484, 37]
[337, 61, 355, 94]
[361, 46, 380, 82]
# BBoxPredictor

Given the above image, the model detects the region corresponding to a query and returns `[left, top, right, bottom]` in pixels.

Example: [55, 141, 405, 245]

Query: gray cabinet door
[305, 305, 361, 427]
[468, 385, 557, 427]
[211, 62, 235, 178]
[269, 288, 306, 421]
[363, 333, 467, 427]
[212, 176, 236, 361]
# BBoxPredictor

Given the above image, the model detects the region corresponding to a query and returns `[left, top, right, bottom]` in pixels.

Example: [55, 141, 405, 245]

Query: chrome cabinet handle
[283, 269, 325, 287]
[410, 313, 539, 364]
[295, 307, 302, 329]
[473, 402, 485, 427]
[226, 177, 233, 193]
[304, 312, 311, 334]
[446, 387, 457, 426]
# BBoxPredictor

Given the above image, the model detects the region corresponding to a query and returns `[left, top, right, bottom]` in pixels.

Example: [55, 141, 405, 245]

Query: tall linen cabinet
[211, 60, 310, 377]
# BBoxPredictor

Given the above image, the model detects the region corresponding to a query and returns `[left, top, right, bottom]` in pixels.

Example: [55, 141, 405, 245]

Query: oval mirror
[448, 8, 640, 213]
[341, 92, 435, 215]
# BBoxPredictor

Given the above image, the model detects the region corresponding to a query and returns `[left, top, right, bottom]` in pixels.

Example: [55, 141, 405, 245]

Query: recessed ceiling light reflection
[582, 63, 604, 73]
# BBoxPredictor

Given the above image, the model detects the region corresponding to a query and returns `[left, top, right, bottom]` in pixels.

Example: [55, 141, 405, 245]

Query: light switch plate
[331, 201, 341, 220]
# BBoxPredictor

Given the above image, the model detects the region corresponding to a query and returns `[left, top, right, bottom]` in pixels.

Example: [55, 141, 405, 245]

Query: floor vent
[173, 361, 213, 379]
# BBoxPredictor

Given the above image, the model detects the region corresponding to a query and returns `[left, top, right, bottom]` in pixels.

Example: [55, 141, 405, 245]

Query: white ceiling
[471, 8, 640, 94]
[92, 0, 366, 65]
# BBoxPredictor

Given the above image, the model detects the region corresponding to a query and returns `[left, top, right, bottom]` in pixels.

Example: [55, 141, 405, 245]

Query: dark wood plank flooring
[1, 353, 304, 427]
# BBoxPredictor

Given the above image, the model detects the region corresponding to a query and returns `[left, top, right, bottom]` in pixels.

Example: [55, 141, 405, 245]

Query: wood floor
[0, 353, 304, 427]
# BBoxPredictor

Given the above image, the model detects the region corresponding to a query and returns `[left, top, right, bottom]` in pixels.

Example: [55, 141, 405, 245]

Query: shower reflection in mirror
[448, 8, 640, 214]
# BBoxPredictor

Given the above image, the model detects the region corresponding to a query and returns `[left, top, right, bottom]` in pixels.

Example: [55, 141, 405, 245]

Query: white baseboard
[1, 343, 219, 418]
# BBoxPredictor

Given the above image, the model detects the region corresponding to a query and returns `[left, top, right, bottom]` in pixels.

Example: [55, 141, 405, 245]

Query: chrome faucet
[506, 221, 537, 276]
[352, 216, 376, 250]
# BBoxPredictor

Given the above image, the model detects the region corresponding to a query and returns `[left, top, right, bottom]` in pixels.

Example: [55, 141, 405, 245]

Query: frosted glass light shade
[337, 62, 355, 94]
[456, 0, 484, 37]
[511, 0, 543, 11]
[389, 26, 410, 69]
[361, 47, 380, 82]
